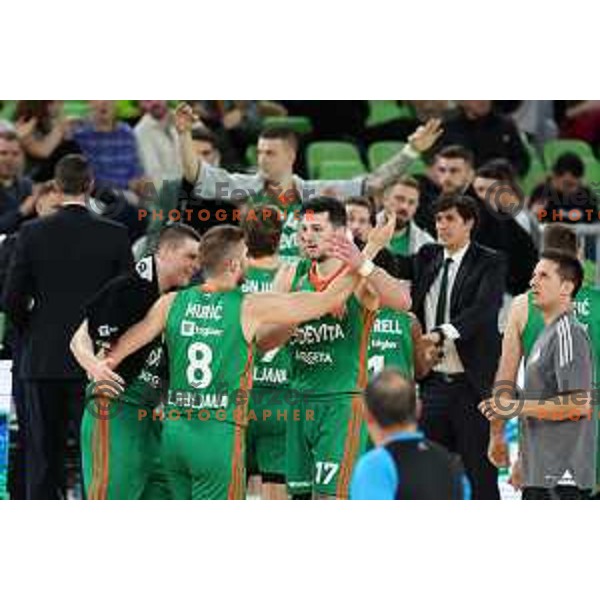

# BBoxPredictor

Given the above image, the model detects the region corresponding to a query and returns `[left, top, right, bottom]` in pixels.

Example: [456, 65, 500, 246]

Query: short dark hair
[540, 249, 584, 299]
[191, 127, 218, 148]
[542, 224, 578, 255]
[435, 145, 475, 167]
[476, 158, 517, 184]
[242, 204, 283, 258]
[198, 225, 245, 276]
[258, 126, 298, 152]
[433, 194, 479, 228]
[553, 153, 584, 178]
[364, 369, 417, 427]
[385, 175, 421, 196]
[0, 130, 20, 144]
[300, 196, 347, 228]
[345, 196, 376, 226]
[158, 223, 201, 251]
[54, 154, 94, 195]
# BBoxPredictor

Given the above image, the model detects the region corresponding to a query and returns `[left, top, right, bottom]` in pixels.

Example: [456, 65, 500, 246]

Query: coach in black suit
[396, 195, 507, 499]
[2, 155, 133, 499]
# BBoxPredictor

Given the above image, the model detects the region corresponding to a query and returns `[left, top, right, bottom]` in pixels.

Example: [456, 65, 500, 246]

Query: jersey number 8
[186, 341, 213, 389]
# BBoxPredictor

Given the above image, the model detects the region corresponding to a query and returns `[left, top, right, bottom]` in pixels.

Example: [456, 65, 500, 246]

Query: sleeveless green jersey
[247, 193, 302, 264]
[368, 307, 414, 378]
[241, 265, 290, 390]
[290, 268, 375, 397]
[165, 285, 253, 425]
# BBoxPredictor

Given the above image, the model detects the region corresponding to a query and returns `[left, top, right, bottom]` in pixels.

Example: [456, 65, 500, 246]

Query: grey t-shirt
[521, 311, 596, 489]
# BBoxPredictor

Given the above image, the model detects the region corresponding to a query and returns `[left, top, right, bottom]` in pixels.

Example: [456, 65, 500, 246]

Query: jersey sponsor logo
[184, 303, 223, 321]
[291, 323, 345, 347]
[293, 350, 333, 365]
[145, 347, 163, 368]
[253, 365, 289, 385]
[180, 320, 223, 338]
[372, 319, 404, 335]
[137, 369, 162, 389]
[369, 339, 399, 352]
[97, 324, 118, 338]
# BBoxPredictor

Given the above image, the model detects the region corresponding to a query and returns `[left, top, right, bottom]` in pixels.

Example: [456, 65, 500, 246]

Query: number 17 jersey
[165, 285, 253, 425]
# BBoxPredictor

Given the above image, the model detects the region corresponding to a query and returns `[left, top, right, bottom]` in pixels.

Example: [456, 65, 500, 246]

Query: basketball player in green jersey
[487, 223, 600, 491]
[261, 197, 412, 499]
[71, 224, 201, 499]
[240, 206, 292, 499]
[106, 220, 392, 499]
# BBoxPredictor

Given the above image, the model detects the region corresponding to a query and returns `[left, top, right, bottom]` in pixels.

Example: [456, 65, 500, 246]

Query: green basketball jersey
[247, 194, 302, 264]
[241, 265, 290, 390]
[290, 269, 375, 397]
[165, 285, 253, 424]
[368, 307, 414, 378]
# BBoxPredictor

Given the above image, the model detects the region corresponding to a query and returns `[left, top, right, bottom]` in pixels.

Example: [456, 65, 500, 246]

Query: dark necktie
[435, 257, 453, 327]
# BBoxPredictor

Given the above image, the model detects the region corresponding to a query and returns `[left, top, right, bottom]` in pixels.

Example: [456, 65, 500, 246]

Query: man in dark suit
[396, 195, 507, 499]
[2, 154, 133, 499]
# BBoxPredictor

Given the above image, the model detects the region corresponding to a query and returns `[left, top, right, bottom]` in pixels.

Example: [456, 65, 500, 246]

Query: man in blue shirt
[350, 369, 471, 500]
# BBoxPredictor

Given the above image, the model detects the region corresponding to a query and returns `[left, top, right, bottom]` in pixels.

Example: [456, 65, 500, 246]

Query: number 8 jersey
[165, 285, 254, 426]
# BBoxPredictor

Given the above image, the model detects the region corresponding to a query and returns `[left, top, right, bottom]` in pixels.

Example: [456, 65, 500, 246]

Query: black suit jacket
[2, 204, 133, 380]
[396, 241, 507, 397]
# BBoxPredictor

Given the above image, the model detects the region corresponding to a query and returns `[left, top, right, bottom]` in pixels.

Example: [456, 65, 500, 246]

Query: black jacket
[396, 241, 507, 396]
[1, 204, 133, 379]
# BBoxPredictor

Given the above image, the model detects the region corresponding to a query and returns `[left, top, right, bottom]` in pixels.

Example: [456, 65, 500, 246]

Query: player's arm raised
[365, 118, 443, 194]
[108, 293, 175, 368]
[330, 212, 411, 312]
[243, 267, 359, 342]
[174, 103, 202, 184]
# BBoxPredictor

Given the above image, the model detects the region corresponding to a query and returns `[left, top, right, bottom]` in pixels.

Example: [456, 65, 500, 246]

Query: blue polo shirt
[350, 430, 471, 500]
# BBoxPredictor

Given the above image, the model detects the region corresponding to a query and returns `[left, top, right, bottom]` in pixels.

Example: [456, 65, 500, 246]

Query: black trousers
[22, 379, 86, 500]
[522, 487, 591, 500]
[420, 373, 499, 500]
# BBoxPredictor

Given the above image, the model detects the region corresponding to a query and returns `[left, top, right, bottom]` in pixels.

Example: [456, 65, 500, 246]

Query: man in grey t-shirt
[480, 250, 596, 499]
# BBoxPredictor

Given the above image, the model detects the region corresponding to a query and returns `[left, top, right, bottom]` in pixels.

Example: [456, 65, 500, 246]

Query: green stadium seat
[262, 115, 312, 135]
[317, 160, 366, 180]
[368, 141, 404, 170]
[407, 158, 427, 177]
[543, 139, 595, 167]
[246, 145, 257, 166]
[0, 101, 16, 121]
[306, 141, 361, 179]
[63, 101, 90, 119]
[366, 101, 414, 128]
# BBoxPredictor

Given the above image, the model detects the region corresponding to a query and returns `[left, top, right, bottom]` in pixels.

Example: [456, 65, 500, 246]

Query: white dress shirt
[424, 242, 471, 374]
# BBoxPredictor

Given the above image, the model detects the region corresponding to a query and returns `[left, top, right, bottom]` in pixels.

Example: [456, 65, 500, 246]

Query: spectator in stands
[439, 101, 530, 176]
[381, 176, 434, 255]
[190, 127, 221, 168]
[415, 145, 476, 236]
[473, 160, 539, 296]
[13, 101, 80, 183]
[530, 153, 598, 224]
[0, 131, 36, 234]
[73, 101, 145, 192]
[134, 101, 182, 190]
